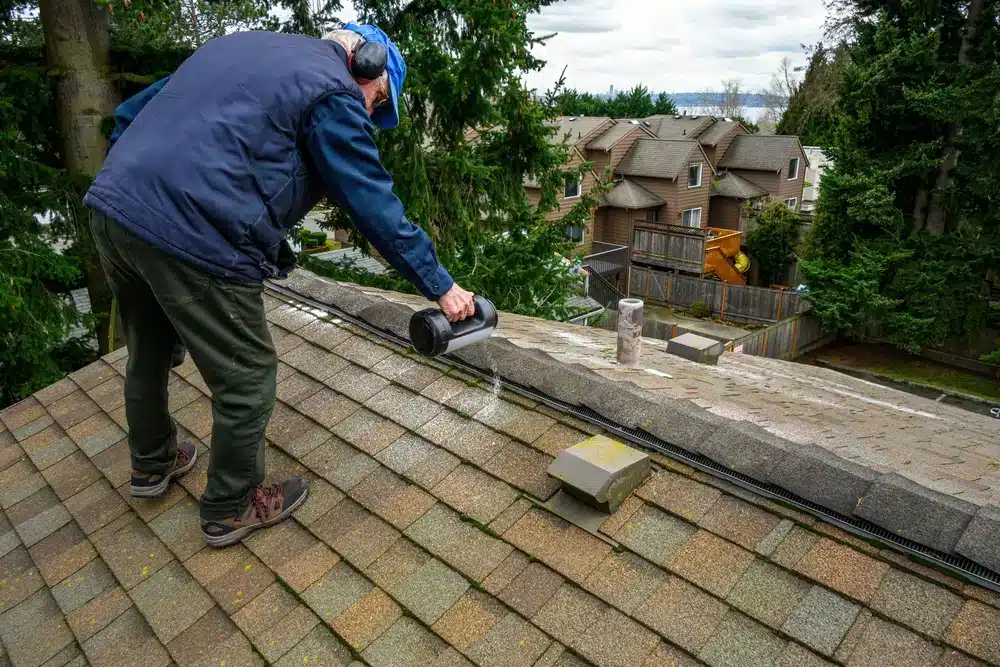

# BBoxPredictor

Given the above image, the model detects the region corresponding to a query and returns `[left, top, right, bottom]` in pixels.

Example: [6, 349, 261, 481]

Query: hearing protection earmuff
[349, 39, 388, 82]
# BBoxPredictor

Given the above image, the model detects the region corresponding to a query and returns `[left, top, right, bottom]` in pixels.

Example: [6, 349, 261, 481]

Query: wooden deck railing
[630, 223, 743, 275]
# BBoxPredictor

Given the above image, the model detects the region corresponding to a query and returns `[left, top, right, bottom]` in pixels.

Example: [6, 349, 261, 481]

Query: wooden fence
[630, 266, 809, 324]
[725, 314, 834, 360]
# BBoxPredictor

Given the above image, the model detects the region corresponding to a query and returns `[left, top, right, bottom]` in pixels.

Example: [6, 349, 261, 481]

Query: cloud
[520, 0, 827, 95]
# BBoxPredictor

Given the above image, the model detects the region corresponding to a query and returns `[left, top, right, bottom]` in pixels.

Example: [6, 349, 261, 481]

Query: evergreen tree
[776, 43, 847, 147]
[800, 0, 1000, 362]
[555, 84, 678, 118]
[310, 0, 607, 320]
[0, 7, 83, 404]
[746, 201, 799, 287]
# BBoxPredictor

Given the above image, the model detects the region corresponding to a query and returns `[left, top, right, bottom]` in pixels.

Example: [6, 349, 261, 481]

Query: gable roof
[586, 120, 654, 151]
[643, 114, 716, 140]
[697, 120, 742, 147]
[616, 139, 704, 180]
[4, 269, 1000, 666]
[711, 171, 767, 199]
[719, 134, 804, 171]
[600, 178, 665, 209]
[546, 116, 614, 146]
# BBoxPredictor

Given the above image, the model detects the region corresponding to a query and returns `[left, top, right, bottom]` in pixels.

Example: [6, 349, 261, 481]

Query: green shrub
[690, 301, 710, 319]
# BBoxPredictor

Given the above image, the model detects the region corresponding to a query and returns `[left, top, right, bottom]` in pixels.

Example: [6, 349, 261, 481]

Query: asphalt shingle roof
[586, 121, 646, 151]
[719, 135, 803, 171]
[711, 172, 767, 199]
[600, 179, 665, 209]
[2, 269, 999, 667]
[643, 114, 716, 140]
[697, 120, 741, 147]
[616, 139, 701, 180]
[546, 116, 613, 146]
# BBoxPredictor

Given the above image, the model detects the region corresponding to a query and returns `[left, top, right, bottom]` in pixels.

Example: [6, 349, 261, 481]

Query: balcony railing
[631, 223, 742, 275]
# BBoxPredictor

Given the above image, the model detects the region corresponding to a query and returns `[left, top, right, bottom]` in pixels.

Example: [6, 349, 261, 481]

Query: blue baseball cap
[344, 22, 406, 130]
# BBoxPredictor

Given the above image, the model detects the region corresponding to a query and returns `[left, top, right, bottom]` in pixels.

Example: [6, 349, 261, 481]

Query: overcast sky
[337, 0, 828, 95]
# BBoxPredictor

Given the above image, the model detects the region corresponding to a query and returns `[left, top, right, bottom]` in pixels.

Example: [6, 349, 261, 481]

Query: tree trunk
[39, 0, 118, 354]
[924, 0, 984, 236]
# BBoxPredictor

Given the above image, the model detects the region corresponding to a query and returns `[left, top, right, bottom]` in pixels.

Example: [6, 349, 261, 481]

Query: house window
[785, 197, 798, 211]
[688, 163, 703, 188]
[565, 224, 584, 243]
[788, 157, 800, 181]
[645, 209, 659, 222]
[681, 208, 702, 228]
[564, 175, 582, 199]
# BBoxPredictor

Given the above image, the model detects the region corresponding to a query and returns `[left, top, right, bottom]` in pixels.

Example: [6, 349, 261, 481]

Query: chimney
[617, 298, 644, 366]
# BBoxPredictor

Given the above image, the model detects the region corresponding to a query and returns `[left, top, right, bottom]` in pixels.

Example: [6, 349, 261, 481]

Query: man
[84, 23, 475, 548]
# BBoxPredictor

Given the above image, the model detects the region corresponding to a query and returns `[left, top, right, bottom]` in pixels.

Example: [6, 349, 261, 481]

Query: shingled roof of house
[616, 139, 704, 180]
[546, 116, 614, 146]
[1, 269, 999, 667]
[600, 179, 665, 209]
[711, 172, 768, 200]
[719, 135, 804, 172]
[696, 120, 742, 147]
[643, 114, 716, 141]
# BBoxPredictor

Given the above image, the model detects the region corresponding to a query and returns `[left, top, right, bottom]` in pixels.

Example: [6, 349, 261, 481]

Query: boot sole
[130, 449, 199, 498]
[204, 487, 310, 548]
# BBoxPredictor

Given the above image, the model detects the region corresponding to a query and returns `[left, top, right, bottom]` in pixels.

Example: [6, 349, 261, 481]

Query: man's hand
[438, 284, 475, 323]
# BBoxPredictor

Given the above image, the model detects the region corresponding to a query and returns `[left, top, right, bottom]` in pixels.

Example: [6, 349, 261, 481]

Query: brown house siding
[708, 197, 744, 231]
[674, 157, 712, 227]
[729, 169, 780, 197]
[776, 145, 807, 209]
[595, 207, 633, 247]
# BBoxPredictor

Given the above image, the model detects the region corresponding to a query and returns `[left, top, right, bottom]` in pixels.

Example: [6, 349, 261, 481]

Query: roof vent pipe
[617, 298, 644, 367]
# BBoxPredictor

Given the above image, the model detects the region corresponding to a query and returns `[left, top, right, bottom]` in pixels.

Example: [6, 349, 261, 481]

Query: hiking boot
[201, 477, 309, 548]
[130, 440, 198, 498]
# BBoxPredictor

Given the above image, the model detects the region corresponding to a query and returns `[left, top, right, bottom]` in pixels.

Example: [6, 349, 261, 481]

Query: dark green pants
[90, 211, 277, 520]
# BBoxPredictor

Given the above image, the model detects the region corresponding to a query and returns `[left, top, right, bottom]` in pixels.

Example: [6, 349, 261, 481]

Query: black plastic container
[409, 296, 498, 357]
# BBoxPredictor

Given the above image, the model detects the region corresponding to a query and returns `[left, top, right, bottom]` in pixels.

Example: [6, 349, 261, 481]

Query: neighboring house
[707, 171, 767, 236]
[802, 146, 831, 213]
[717, 134, 808, 215]
[523, 115, 808, 286]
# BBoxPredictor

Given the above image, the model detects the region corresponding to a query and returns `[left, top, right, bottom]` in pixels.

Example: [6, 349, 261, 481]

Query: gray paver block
[956, 504, 1000, 574]
[854, 473, 977, 555]
[694, 421, 802, 480]
[547, 435, 650, 513]
[667, 333, 723, 365]
[768, 446, 877, 516]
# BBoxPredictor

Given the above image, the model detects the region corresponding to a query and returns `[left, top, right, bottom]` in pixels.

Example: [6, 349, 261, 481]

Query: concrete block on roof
[548, 434, 651, 513]
[359, 301, 413, 340]
[854, 473, 977, 555]
[582, 382, 659, 430]
[954, 505, 1000, 573]
[530, 362, 595, 407]
[694, 421, 802, 480]
[644, 402, 728, 453]
[768, 445, 878, 516]
[666, 333, 723, 365]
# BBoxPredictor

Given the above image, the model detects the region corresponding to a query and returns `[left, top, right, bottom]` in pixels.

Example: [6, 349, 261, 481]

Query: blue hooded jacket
[84, 30, 453, 300]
